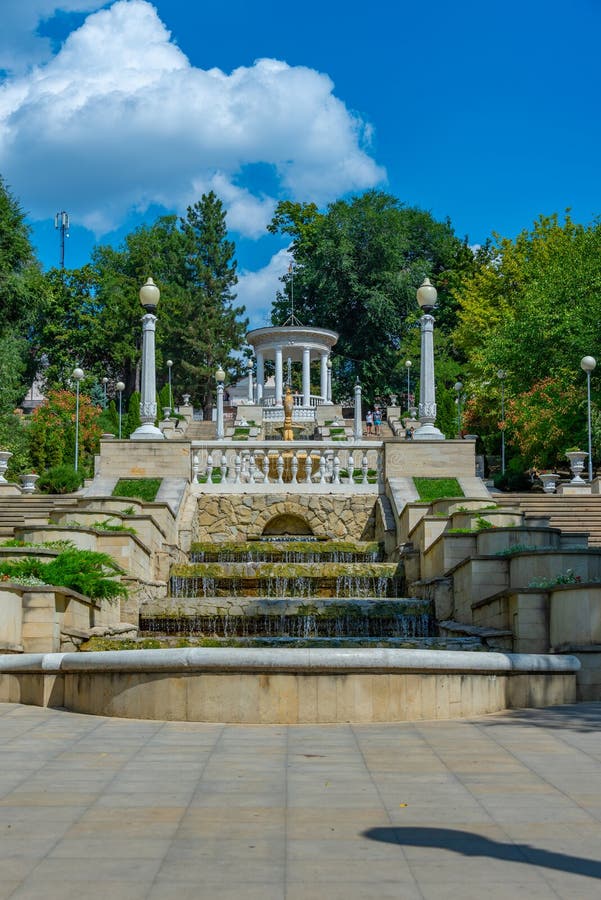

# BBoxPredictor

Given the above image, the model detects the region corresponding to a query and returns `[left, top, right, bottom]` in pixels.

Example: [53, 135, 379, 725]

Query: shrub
[37, 464, 83, 494]
[0, 549, 126, 602]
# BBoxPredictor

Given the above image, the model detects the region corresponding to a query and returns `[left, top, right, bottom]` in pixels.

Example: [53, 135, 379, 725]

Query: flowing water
[141, 538, 437, 643]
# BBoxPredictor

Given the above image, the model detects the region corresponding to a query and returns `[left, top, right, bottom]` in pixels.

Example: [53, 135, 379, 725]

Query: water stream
[143, 538, 437, 643]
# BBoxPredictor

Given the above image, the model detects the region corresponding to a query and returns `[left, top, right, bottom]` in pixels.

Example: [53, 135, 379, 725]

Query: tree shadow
[362, 827, 601, 879]
[477, 702, 601, 734]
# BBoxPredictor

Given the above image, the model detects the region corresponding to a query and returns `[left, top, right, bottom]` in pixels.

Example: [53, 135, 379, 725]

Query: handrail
[190, 439, 384, 488]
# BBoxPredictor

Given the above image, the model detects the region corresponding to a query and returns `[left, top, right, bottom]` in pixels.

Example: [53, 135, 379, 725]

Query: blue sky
[1, 0, 600, 326]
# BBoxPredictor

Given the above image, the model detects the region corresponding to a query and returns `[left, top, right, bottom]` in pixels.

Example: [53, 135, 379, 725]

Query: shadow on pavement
[362, 827, 601, 879]
[475, 702, 601, 733]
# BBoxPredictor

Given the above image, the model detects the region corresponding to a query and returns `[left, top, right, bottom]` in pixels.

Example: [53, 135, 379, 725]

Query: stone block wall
[193, 493, 377, 542]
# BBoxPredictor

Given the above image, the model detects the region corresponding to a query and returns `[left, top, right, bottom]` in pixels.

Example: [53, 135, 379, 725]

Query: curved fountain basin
[0, 648, 580, 724]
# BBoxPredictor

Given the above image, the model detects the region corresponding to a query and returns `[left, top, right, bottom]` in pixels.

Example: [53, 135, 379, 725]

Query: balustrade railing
[190, 440, 383, 489]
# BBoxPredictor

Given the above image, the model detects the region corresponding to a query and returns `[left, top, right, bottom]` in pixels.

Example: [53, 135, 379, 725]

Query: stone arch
[262, 513, 313, 536]
[251, 500, 327, 539]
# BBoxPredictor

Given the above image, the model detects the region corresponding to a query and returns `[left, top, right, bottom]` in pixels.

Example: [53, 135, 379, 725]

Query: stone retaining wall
[193, 493, 377, 541]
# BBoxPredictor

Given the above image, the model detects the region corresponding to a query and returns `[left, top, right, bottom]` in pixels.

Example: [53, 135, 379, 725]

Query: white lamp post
[166, 359, 173, 412]
[131, 277, 164, 440]
[116, 381, 125, 439]
[497, 369, 507, 475]
[247, 358, 254, 402]
[101, 376, 108, 409]
[454, 381, 463, 438]
[414, 277, 444, 440]
[353, 378, 363, 441]
[581, 356, 596, 482]
[216, 365, 226, 440]
[72, 367, 84, 471]
[405, 359, 412, 409]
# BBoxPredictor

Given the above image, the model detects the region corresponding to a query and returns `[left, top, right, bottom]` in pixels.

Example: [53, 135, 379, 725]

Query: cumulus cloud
[236, 248, 292, 328]
[0, 1, 107, 74]
[0, 0, 384, 237]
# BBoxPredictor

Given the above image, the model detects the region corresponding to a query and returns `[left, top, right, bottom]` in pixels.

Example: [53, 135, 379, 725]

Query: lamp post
[497, 370, 506, 475]
[405, 359, 412, 409]
[116, 381, 125, 439]
[131, 277, 164, 440]
[453, 381, 463, 438]
[414, 278, 444, 440]
[101, 376, 108, 409]
[72, 367, 84, 472]
[247, 358, 254, 402]
[166, 359, 173, 412]
[216, 365, 225, 440]
[581, 356, 596, 482]
[353, 378, 363, 441]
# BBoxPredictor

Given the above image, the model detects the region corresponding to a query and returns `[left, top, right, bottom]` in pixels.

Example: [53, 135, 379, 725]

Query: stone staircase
[183, 421, 216, 440]
[0, 496, 79, 538]
[497, 493, 601, 546]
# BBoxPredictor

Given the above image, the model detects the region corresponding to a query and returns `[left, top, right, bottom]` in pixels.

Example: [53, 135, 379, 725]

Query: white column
[327, 360, 332, 403]
[302, 346, 311, 406]
[132, 313, 164, 440]
[353, 380, 363, 441]
[247, 364, 253, 402]
[275, 346, 283, 405]
[216, 382, 225, 439]
[414, 313, 444, 440]
[320, 352, 328, 400]
[256, 351, 264, 403]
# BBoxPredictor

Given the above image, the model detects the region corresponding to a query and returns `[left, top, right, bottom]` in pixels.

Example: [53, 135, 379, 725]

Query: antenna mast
[54, 210, 69, 269]
[282, 259, 303, 326]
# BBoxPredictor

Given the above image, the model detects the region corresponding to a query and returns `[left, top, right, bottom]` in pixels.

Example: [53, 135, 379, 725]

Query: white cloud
[236, 248, 292, 328]
[0, 0, 384, 238]
[0, 1, 107, 74]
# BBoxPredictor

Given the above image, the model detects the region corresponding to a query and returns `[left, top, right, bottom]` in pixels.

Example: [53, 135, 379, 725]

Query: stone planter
[539, 473, 560, 494]
[566, 451, 588, 484]
[0, 450, 12, 483]
[20, 473, 39, 494]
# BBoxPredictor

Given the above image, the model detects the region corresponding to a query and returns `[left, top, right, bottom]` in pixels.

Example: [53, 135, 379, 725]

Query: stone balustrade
[190, 440, 384, 491]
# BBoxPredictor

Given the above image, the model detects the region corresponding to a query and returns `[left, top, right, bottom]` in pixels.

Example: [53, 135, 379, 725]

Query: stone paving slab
[0, 702, 600, 899]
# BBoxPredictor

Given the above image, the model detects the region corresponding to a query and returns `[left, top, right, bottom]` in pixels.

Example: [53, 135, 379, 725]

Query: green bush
[37, 464, 83, 494]
[0, 549, 126, 602]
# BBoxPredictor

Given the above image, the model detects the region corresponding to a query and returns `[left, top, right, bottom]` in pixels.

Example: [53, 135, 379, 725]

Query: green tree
[452, 213, 601, 471]
[176, 192, 247, 415]
[268, 191, 472, 403]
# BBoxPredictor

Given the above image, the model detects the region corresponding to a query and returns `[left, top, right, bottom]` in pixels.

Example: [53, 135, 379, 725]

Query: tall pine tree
[174, 192, 247, 415]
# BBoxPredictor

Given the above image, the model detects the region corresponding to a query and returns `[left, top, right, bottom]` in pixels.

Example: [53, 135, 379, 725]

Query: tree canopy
[268, 191, 473, 403]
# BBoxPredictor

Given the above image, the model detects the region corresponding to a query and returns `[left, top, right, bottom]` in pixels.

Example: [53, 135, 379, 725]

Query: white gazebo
[246, 325, 338, 411]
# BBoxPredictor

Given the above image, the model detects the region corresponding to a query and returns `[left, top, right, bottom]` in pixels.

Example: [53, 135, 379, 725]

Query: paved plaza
[0, 702, 600, 899]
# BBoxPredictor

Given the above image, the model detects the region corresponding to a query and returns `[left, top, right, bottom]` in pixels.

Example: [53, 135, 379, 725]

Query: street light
[166, 359, 173, 412]
[101, 376, 108, 409]
[581, 356, 596, 482]
[405, 360, 412, 410]
[215, 365, 226, 440]
[131, 277, 164, 440]
[247, 357, 254, 402]
[72, 367, 84, 472]
[453, 381, 464, 438]
[497, 370, 507, 475]
[116, 381, 125, 439]
[414, 277, 444, 440]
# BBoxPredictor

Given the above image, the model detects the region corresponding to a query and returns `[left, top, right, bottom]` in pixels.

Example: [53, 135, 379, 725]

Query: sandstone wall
[193, 493, 378, 541]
